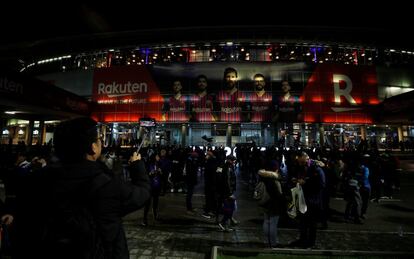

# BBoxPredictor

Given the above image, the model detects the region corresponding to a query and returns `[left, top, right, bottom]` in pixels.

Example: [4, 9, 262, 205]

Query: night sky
[1, 3, 411, 46]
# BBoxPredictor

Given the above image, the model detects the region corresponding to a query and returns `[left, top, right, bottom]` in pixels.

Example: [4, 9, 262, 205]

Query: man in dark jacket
[291, 151, 325, 249]
[216, 155, 237, 231]
[184, 151, 200, 214]
[202, 150, 219, 218]
[15, 117, 150, 259]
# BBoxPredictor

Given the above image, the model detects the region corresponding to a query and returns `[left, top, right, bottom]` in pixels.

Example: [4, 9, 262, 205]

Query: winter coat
[261, 176, 285, 216]
[204, 155, 219, 187]
[185, 154, 199, 185]
[301, 160, 326, 209]
[16, 159, 150, 259]
[217, 162, 236, 198]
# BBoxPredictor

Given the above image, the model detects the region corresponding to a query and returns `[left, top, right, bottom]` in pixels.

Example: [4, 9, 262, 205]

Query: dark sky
[0, 3, 411, 47]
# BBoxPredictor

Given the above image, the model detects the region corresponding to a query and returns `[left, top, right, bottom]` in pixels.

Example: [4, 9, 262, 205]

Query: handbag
[287, 185, 299, 218]
[287, 183, 307, 218]
[297, 183, 307, 214]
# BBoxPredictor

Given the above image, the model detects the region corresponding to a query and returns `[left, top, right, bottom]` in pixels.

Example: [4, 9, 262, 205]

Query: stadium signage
[97, 81, 147, 97]
[0, 77, 23, 95]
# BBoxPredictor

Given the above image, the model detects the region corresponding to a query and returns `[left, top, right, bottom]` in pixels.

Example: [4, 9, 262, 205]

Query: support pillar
[27, 120, 34, 146]
[318, 124, 325, 147]
[39, 120, 45, 145]
[181, 124, 187, 147]
[360, 125, 367, 140]
[226, 124, 232, 147]
[261, 126, 266, 146]
[301, 123, 306, 146]
[188, 124, 192, 146]
[398, 125, 403, 142]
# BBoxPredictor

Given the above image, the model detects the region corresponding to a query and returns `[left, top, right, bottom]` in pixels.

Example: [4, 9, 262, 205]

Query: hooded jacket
[258, 170, 285, 215]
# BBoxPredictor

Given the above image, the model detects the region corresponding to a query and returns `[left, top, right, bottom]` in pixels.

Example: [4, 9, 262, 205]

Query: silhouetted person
[16, 117, 150, 259]
[290, 152, 325, 248]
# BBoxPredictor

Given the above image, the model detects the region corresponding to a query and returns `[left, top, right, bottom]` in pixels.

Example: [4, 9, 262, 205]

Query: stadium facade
[1, 26, 414, 151]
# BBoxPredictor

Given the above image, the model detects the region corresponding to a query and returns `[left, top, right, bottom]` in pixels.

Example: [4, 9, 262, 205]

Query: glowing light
[353, 97, 362, 104]
[322, 115, 373, 124]
[304, 115, 316, 123]
[312, 96, 324, 102]
[310, 47, 318, 63]
[148, 96, 164, 102]
[369, 99, 380, 105]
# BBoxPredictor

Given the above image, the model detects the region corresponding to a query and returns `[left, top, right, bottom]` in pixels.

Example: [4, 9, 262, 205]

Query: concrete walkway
[124, 164, 414, 258]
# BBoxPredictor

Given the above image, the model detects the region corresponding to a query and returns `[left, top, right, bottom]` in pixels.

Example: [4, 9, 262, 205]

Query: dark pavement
[123, 159, 414, 258]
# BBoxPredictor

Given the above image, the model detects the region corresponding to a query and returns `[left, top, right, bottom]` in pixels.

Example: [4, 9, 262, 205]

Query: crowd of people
[95, 140, 400, 249]
[0, 119, 403, 257]
[0, 117, 151, 259]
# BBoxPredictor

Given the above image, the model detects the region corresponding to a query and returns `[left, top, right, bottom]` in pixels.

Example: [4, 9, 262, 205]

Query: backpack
[40, 173, 110, 259]
[253, 181, 270, 206]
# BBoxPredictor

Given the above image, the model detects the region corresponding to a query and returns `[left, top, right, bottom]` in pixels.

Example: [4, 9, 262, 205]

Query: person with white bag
[287, 182, 307, 219]
[289, 152, 325, 249]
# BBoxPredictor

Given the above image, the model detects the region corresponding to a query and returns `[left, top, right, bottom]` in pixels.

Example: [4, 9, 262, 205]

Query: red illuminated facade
[91, 66, 163, 122]
[90, 63, 382, 125]
[302, 64, 379, 124]
[2, 25, 413, 149]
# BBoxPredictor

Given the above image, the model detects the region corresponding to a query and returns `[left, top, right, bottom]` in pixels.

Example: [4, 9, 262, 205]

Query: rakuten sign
[98, 81, 148, 97]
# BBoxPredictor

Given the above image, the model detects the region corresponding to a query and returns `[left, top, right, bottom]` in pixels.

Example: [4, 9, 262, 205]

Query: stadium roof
[1, 4, 413, 69]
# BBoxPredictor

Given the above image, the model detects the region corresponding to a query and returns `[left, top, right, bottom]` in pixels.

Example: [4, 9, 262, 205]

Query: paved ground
[124, 159, 414, 258]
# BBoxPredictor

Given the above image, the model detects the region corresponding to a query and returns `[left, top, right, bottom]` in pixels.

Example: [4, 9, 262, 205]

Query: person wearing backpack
[15, 117, 151, 259]
[257, 167, 285, 249]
